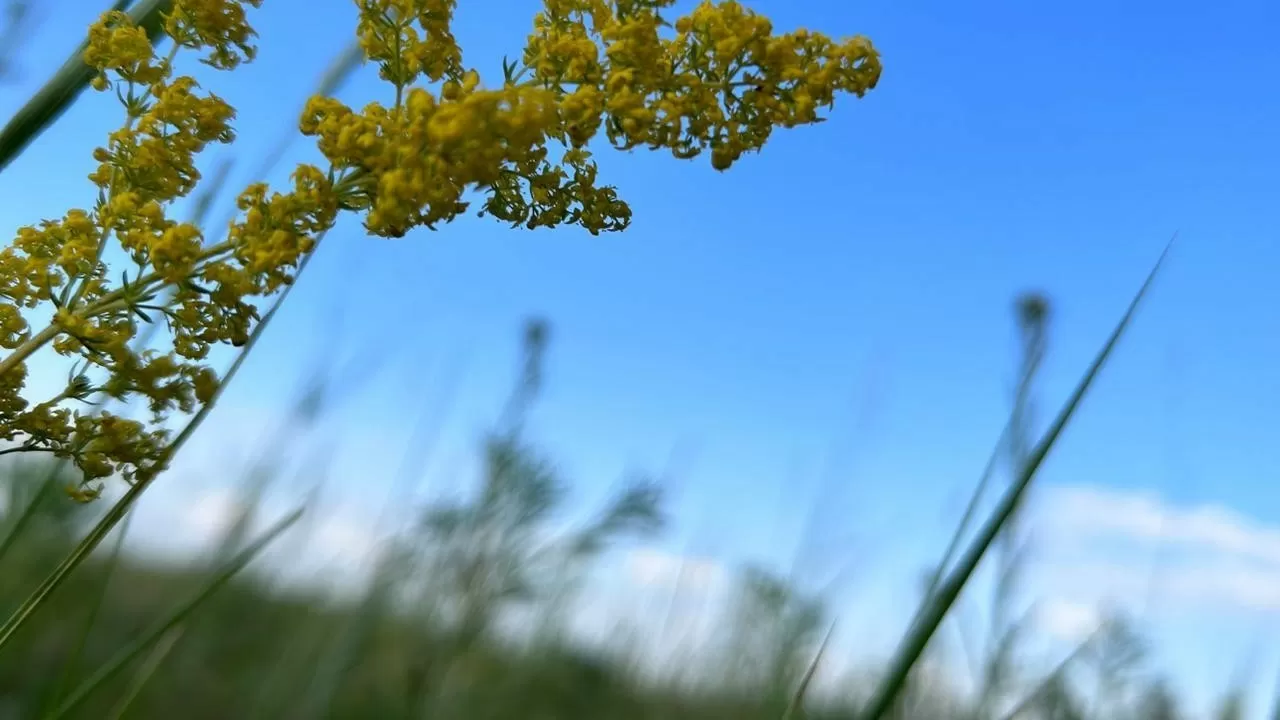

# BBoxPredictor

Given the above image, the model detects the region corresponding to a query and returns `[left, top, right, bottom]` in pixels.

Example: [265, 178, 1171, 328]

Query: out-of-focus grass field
[0, 1, 1260, 719]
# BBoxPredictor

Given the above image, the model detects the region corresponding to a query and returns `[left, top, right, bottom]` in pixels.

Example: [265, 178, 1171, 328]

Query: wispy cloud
[1031, 484, 1280, 613]
[1042, 485, 1280, 566]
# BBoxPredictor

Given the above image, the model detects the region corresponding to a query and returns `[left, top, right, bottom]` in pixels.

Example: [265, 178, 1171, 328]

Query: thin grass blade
[40, 509, 134, 715]
[44, 507, 303, 719]
[917, 297, 1048, 638]
[0, 459, 70, 565]
[858, 241, 1172, 720]
[103, 625, 184, 720]
[909, 425, 1008, 632]
[0, 0, 172, 174]
[783, 620, 836, 720]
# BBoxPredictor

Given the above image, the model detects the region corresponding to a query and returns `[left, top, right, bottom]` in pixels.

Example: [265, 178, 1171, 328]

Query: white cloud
[1032, 484, 1280, 613]
[1042, 485, 1280, 566]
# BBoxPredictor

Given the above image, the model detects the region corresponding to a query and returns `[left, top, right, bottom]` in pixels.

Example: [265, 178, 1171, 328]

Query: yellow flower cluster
[312, 0, 881, 236]
[0, 0, 879, 500]
[0, 1, 269, 495]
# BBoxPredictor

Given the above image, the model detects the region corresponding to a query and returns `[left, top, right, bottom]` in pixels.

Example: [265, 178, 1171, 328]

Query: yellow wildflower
[0, 0, 880, 497]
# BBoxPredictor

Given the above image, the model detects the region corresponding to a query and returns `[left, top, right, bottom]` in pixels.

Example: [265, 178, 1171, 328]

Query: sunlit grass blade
[0, 0, 172, 174]
[858, 241, 1173, 720]
[44, 506, 303, 719]
[0, 229, 329, 652]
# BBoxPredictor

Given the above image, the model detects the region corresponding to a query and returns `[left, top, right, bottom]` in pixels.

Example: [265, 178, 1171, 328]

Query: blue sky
[3, 0, 1280, 715]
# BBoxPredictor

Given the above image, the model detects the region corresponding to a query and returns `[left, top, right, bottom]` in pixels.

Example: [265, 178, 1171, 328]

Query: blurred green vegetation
[0, 4, 1256, 719]
[0, 310, 1262, 720]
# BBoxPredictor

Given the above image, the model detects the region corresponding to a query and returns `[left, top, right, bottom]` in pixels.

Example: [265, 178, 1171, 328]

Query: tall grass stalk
[0, 0, 171, 174]
[784, 620, 836, 720]
[858, 242, 1172, 720]
[0, 460, 72, 565]
[45, 506, 304, 719]
[103, 625, 185, 720]
[974, 292, 1049, 718]
[39, 510, 134, 715]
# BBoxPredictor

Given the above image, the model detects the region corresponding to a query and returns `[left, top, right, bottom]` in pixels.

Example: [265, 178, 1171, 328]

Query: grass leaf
[783, 620, 836, 720]
[858, 240, 1173, 720]
[39, 510, 134, 715]
[0, 0, 172, 174]
[0, 460, 72, 565]
[44, 506, 303, 719]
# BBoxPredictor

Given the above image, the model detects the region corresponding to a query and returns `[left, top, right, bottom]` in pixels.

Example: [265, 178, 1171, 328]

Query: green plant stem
[784, 620, 836, 720]
[104, 626, 185, 720]
[858, 241, 1171, 720]
[0, 240, 236, 379]
[0, 458, 71, 565]
[0, 324, 60, 378]
[0, 0, 173, 175]
[909, 422, 1009, 633]
[40, 510, 134, 716]
[44, 507, 303, 719]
